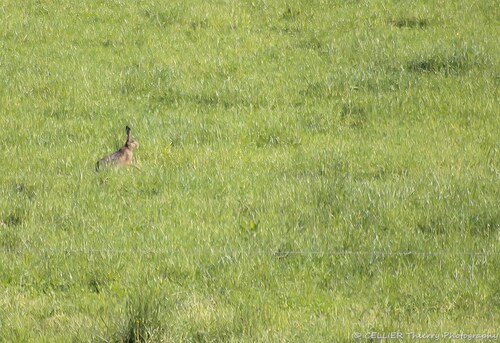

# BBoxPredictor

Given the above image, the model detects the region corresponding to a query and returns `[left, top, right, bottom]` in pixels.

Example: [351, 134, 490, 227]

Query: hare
[96, 126, 141, 171]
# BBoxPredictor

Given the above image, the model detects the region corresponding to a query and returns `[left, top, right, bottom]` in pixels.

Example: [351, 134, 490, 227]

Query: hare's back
[100, 149, 126, 164]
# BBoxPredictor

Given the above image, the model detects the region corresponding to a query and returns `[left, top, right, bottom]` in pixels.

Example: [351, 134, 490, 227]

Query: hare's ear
[126, 126, 131, 136]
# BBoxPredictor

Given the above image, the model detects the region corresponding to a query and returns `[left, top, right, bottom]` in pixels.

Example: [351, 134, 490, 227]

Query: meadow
[0, 0, 498, 341]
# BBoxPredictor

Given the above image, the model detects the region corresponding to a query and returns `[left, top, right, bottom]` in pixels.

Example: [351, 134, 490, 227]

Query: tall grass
[0, 0, 498, 341]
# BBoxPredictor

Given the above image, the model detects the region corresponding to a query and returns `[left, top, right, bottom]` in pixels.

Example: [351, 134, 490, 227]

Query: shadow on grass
[389, 17, 428, 29]
[407, 45, 488, 75]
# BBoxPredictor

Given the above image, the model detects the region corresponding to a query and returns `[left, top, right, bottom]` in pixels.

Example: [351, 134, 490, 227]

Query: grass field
[0, 0, 499, 341]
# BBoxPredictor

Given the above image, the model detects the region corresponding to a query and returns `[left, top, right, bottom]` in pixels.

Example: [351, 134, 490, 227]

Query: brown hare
[96, 126, 141, 172]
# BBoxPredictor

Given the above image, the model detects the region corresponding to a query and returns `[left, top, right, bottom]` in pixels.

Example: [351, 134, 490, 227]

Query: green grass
[0, 0, 499, 341]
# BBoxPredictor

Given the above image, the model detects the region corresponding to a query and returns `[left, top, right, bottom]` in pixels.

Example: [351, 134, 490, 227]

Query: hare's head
[125, 126, 139, 150]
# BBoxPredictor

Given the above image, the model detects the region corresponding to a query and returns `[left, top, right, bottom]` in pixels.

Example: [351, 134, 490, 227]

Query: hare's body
[96, 126, 140, 171]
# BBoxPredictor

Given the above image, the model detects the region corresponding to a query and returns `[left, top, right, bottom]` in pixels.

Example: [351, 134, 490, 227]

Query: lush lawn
[0, 0, 498, 341]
